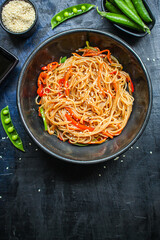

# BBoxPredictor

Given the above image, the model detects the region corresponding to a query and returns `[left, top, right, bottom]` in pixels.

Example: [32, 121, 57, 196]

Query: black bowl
[17, 29, 152, 164]
[0, 0, 38, 38]
[101, 0, 155, 37]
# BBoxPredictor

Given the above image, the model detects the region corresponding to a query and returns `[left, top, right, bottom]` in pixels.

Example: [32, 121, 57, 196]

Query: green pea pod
[132, 0, 152, 23]
[40, 107, 48, 131]
[0, 106, 25, 152]
[51, 4, 95, 29]
[124, 0, 137, 15]
[114, 0, 150, 33]
[105, 0, 121, 14]
[97, 8, 144, 31]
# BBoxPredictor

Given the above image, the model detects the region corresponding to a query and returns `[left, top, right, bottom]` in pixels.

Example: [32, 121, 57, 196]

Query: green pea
[81, 5, 86, 11]
[8, 126, 14, 133]
[12, 135, 18, 141]
[64, 11, 69, 17]
[3, 109, 9, 115]
[4, 118, 11, 124]
[73, 7, 78, 13]
[56, 16, 62, 22]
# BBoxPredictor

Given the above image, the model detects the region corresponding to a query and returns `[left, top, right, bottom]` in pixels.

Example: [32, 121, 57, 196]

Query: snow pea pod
[124, 0, 137, 14]
[105, 1, 121, 14]
[97, 8, 143, 31]
[114, 0, 150, 33]
[51, 4, 95, 29]
[0, 106, 25, 152]
[132, 0, 152, 23]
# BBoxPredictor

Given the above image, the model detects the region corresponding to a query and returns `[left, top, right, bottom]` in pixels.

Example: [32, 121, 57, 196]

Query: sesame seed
[150, 151, 152, 154]
[114, 156, 119, 161]
[147, 58, 150, 61]
[19, 157, 21, 161]
[153, 59, 155, 61]
[6, 167, 9, 170]
[103, 166, 106, 168]
[38, 189, 41, 192]
[99, 174, 101, 177]
[121, 160, 123, 163]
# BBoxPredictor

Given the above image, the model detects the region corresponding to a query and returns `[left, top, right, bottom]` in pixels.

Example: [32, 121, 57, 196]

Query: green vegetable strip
[132, 0, 152, 23]
[105, 0, 121, 14]
[114, 0, 150, 33]
[60, 56, 67, 63]
[97, 8, 144, 31]
[124, 0, 137, 14]
[0, 106, 25, 152]
[40, 107, 48, 131]
[51, 4, 95, 29]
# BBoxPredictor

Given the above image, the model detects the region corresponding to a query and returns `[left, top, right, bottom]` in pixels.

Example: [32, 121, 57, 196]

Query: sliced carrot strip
[65, 113, 94, 132]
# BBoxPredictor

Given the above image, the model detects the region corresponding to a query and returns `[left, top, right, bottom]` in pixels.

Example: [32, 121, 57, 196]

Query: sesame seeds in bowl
[0, 0, 38, 37]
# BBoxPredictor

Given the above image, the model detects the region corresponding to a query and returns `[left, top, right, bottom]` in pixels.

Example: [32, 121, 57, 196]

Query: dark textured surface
[0, 0, 160, 239]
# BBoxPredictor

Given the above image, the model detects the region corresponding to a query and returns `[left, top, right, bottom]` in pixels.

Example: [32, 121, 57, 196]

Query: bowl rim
[0, 0, 38, 36]
[17, 28, 153, 164]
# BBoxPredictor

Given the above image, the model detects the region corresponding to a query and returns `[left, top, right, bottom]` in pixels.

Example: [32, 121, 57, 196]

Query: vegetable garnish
[40, 107, 48, 131]
[59, 56, 67, 64]
[51, 4, 95, 29]
[0, 106, 25, 152]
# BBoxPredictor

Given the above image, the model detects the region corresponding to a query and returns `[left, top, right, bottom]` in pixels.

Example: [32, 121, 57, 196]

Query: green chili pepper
[51, 4, 95, 29]
[124, 0, 137, 15]
[59, 56, 67, 64]
[0, 106, 25, 152]
[132, 0, 152, 23]
[113, 0, 150, 33]
[97, 8, 144, 31]
[105, 0, 121, 14]
[40, 107, 48, 131]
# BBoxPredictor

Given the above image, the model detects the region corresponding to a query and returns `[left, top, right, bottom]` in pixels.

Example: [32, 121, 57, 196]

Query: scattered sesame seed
[153, 59, 155, 61]
[29, 142, 31, 145]
[0, 156, 2, 159]
[103, 166, 106, 168]
[35, 148, 38, 151]
[123, 155, 125, 157]
[114, 156, 119, 161]
[0, 196, 2, 199]
[147, 58, 149, 61]
[150, 151, 152, 154]
[38, 189, 41, 192]
[99, 174, 101, 177]
[131, 146, 133, 149]
[19, 157, 21, 161]
[121, 160, 123, 163]
[136, 146, 139, 149]
[6, 167, 9, 170]
[2, 137, 6, 140]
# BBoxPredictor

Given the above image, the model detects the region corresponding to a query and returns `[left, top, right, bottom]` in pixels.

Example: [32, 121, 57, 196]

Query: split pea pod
[105, 1, 121, 14]
[132, 0, 152, 23]
[51, 4, 95, 29]
[0, 106, 25, 152]
[97, 8, 143, 31]
[113, 0, 150, 33]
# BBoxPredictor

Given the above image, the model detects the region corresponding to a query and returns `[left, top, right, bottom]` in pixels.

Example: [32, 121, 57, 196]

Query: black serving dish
[0, 46, 18, 84]
[17, 29, 152, 164]
[0, 0, 38, 38]
[101, 0, 155, 37]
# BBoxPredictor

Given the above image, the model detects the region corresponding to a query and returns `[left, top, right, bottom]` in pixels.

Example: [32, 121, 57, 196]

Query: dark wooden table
[0, 0, 160, 239]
